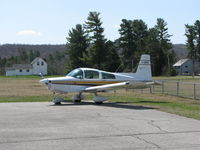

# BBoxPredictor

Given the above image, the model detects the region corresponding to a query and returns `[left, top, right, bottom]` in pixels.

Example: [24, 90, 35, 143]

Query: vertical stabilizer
[135, 54, 152, 81]
[117, 54, 152, 81]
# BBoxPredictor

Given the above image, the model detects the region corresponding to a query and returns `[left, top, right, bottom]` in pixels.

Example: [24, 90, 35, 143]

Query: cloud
[17, 30, 42, 36]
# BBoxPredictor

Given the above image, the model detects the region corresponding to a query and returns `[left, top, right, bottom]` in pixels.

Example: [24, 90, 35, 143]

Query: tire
[74, 100, 81, 103]
[95, 101, 103, 104]
[54, 102, 61, 105]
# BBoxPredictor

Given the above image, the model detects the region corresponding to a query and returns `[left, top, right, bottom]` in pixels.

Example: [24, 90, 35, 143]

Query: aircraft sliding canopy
[67, 68, 116, 79]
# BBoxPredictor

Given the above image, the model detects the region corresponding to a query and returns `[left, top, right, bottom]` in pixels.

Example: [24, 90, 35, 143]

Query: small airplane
[40, 54, 154, 104]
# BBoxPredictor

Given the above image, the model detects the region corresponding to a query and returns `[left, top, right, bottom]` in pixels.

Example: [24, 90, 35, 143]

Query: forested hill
[0, 44, 66, 58]
[172, 44, 188, 59]
[0, 44, 187, 59]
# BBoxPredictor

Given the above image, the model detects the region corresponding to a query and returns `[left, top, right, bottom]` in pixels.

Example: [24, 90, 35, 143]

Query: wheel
[74, 100, 81, 103]
[72, 94, 84, 103]
[95, 101, 103, 104]
[53, 97, 63, 105]
[93, 96, 107, 104]
[54, 102, 61, 105]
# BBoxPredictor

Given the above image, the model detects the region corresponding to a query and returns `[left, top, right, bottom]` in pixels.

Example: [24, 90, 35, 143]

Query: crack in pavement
[1, 130, 200, 145]
[148, 120, 168, 133]
[134, 135, 162, 149]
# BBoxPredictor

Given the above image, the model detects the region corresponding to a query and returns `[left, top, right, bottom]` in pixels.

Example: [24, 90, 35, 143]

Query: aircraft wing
[84, 81, 156, 92]
[84, 81, 129, 92]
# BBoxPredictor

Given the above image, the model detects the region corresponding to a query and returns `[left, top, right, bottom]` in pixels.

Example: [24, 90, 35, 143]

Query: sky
[0, 0, 200, 45]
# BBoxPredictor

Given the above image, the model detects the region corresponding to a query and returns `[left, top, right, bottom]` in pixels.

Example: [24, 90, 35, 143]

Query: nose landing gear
[52, 92, 63, 105]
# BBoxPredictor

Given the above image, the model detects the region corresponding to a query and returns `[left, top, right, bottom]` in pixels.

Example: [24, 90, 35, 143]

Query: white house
[173, 58, 200, 75]
[5, 57, 47, 76]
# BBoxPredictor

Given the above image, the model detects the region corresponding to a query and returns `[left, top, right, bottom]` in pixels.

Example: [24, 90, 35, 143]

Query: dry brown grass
[0, 78, 51, 97]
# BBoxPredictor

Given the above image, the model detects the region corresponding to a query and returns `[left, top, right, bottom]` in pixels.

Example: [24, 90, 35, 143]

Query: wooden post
[177, 82, 179, 96]
[194, 84, 196, 99]
[162, 81, 164, 94]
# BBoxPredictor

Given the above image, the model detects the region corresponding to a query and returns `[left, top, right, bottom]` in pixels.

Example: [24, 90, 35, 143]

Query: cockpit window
[85, 70, 99, 79]
[102, 72, 116, 79]
[67, 69, 83, 79]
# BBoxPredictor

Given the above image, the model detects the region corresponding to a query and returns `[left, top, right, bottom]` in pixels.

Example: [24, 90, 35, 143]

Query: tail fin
[135, 54, 152, 81]
[117, 54, 152, 81]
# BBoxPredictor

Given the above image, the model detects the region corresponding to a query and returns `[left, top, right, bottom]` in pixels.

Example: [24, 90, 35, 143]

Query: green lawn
[104, 93, 200, 120]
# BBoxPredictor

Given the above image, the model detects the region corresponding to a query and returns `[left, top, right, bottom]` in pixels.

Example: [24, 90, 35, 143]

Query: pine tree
[185, 20, 200, 76]
[154, 18, 173, 75]
[118, 19, 135, 71]
[118, 19, 148, 71]
[66, 24, 89, 71]
[84, 11, 107, 69]
[194, 20, 200, 59]
[104, 41, 120, 72]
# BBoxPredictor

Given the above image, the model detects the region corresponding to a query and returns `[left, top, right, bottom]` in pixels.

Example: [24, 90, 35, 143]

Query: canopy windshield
[67, 69, 83, 79]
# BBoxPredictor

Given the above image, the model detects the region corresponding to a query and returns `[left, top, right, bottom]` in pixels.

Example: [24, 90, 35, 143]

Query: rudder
[135, 54, 152, 81]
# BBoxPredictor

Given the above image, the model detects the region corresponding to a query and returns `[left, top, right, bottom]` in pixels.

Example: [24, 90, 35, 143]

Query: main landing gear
[93, 93, 107, 104]
[53, 97, 63, 105]
[52, 92, 107, 105]
[72, 93, 84, 103]
[52, 92, 84, 105]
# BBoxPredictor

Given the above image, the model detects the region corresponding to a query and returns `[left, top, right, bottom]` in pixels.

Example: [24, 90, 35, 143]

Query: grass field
[0, 75, 200, 120]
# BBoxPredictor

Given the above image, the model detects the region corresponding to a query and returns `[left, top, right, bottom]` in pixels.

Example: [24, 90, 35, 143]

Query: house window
[41, 62, 44, 66]
[19, 69, 22, 72]
[37, 62, 39, 66]
[185, 66, 188, 68]
[27, 69, 29, 72]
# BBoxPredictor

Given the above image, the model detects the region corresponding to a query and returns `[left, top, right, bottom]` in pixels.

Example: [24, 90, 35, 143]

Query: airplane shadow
[49, 100, 155, 110]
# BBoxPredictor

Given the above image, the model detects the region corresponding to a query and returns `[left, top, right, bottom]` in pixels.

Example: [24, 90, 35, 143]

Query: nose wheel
[52, 92, 63, 105]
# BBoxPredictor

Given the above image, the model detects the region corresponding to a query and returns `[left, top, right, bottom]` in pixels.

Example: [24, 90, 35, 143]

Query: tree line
[1, 11, 199, 76]
[185, 20, 200, 75]
[65, 11, 176, 76]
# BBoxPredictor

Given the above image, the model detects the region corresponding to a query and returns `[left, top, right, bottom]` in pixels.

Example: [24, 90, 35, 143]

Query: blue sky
[0, 0, 199, 44]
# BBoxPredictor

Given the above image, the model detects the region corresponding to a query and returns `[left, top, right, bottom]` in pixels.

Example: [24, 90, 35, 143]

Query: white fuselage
[40, 68, 141, 93]
[40, 55, 152, 94]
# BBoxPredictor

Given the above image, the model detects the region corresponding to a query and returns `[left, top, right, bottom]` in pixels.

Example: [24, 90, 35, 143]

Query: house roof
[173, 59, 190, 67]
[31, 57, 46, 65]
[5, 64, 33, 71]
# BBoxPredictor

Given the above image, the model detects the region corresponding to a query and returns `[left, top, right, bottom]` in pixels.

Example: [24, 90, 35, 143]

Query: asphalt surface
[0, 101, 200, 150]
